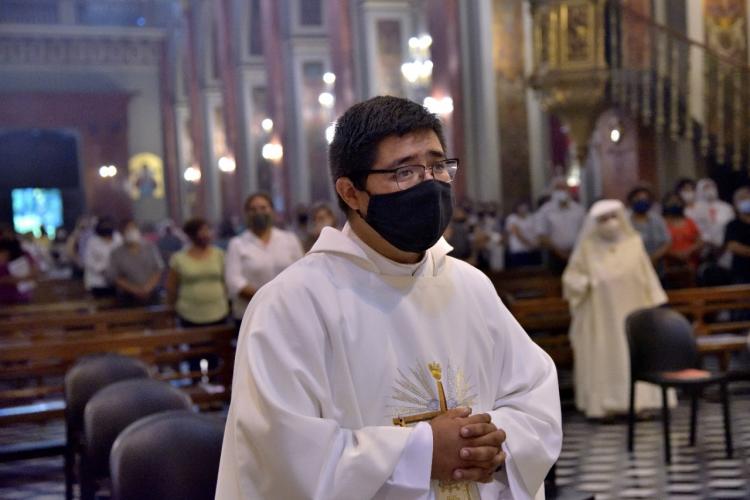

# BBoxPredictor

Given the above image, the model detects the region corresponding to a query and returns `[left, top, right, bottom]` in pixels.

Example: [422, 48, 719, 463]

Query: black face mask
[248, 213, 272, 232]
[360, 180, 453, 253]
[663, 205, 684, 217]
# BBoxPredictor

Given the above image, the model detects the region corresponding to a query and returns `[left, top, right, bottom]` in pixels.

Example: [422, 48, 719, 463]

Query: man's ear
[335, 177, 363, 212]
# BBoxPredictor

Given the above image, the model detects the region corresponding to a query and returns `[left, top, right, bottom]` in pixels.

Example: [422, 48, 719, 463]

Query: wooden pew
[666, 285, 750, 336]
[0, 298, 118, 320]
[28, 277, 90, 304]
[0, 324, 235, 462]
[0, 305, 176, 340]
[667, 285, 750, 369]
[507, 285, 750, 372]
[487, 267, 562, 301]
[0, 325, 236, 425]
[506, 296, 572, 367]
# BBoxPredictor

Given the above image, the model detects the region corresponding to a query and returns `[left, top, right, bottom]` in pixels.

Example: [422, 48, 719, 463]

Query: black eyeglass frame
[362, 158, 459, 181]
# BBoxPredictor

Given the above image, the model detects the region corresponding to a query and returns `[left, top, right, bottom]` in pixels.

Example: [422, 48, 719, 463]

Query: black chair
[110, 410, 225, 500]
[626, 307, 733, 463]
[64, 353, 151, 500]
[81, 379, 193, 500]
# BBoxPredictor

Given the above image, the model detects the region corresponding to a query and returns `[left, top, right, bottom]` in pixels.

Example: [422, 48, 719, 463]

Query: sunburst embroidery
[388, 360, 477, 419]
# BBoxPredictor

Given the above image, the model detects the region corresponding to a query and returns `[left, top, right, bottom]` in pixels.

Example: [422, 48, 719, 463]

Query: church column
[198, 87, 223, 224]
[185, 0, 222, 223]
[357, 0, 413, 98]
[327, 0, 359, 115]
[213, 0, 242, 218]
[259, 0, 292, 214]
[160, 35, 182, 223]
[522, 1, 549, 203]
[427, 0, 466, 201]
[226, 0, 260, 201]
[457, 0, 500, 204]
[261, 0, 334, 211]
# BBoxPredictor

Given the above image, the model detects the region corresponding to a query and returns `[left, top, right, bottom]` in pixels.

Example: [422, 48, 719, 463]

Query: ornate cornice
[0, 26, 164, 67]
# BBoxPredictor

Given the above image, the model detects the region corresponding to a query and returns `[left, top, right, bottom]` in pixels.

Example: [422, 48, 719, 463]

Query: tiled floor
[556, 389, 750, 499]
[2, 389, 750, 499]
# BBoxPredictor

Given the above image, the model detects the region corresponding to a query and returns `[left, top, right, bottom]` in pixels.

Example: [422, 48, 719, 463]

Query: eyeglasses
[364, 158, 459, 191]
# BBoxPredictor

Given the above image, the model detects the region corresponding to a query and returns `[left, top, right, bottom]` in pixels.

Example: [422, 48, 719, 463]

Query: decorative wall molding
[0, 26, 164, 67]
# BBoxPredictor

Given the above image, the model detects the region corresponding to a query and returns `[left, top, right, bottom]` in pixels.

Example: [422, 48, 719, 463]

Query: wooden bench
[0, 305, 176, 341]
[0, 324, 235, 461]
[487, 267, 562, 301]
[667, 285, 750, 369]
[28, 277, 90, 303]
[507, 285, 750, 372]
[0, 327, 236, 420]
[506, 296, 572, 367]
[0, 298, 119, 320]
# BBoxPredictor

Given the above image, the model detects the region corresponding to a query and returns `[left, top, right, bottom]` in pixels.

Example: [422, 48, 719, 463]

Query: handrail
[618, 2, 750, 73]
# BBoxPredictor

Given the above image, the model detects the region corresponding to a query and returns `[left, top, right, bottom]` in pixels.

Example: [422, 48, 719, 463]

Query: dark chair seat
[64, 354, 151, 500]
[81, 379, 193, 500]
[641, 368, 727, 387]
[626, 307, 733, 464]
[110, 410, 225, 500]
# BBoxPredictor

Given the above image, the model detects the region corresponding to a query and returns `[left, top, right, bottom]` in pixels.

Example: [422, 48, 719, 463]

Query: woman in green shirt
[166, 218, 229, 326]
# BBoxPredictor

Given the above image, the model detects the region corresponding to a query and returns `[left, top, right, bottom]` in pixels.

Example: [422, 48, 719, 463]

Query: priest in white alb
[216, 96, 562, 500]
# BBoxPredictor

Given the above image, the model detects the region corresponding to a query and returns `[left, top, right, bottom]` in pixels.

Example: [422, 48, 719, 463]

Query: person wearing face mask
[627, 186, 671, 266]
[723, 186, 750, 284]
[165, 218, 229, 327]
[536, 178, 585, 273]
[675, 177, 698, 221]
[662, 192, 703, 284]
[302, 202, 339, 251]
[563, 200, 672, 420]
[224, 192, 304, 326]
[505, 200, 541, 268]
[217, 96, 561, 500]
[690, 178, 735, 251]
[83, 216, 122, 297]
[108, 219, 164, 305]
[444, 206, 473, 261]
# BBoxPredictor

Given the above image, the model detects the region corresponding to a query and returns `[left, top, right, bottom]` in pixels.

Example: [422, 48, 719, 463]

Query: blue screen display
[11, 188, 63, 237]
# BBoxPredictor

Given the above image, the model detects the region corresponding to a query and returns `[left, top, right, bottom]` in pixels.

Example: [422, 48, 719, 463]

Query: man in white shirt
[536, 179, 585, 273]
[217, 96, 561, 499]
[224, 192, 304, 322]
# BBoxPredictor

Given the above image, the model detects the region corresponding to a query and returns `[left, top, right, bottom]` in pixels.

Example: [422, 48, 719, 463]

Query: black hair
[662, 191, 684, 207]
[675, 177, 696, 192]
[244, 192, 274, 212]
[95, 216, 115, 237]
[183, 217, 208, 242]
[626, 185, 653, 204]
[0, 237, 23, 260]
[328, 95, 446, 212]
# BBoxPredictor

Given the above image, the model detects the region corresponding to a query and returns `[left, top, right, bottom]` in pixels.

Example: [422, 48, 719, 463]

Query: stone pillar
[426, 0, 466, 201]
[522, 1, 549, 203]
[458, 0, 500, 204]
[493, 0, 531, 209]
[260, 0, 292, 214]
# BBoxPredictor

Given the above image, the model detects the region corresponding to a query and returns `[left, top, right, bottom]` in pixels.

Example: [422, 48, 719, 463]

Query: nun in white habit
[563, 199, 671, 418]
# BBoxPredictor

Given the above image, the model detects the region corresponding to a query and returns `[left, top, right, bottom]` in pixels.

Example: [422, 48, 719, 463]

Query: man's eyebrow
[389, 149, 446, 167]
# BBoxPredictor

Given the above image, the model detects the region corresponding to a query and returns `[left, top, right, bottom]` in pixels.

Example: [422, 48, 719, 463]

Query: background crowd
[1, 175, 749, 309]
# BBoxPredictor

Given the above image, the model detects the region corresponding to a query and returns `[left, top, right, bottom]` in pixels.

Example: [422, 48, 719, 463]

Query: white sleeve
[378, 422, 433, 499]
[216, 281, 425, 500]
[487, 297, 562, 500]
[224, 238, 247, 298]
